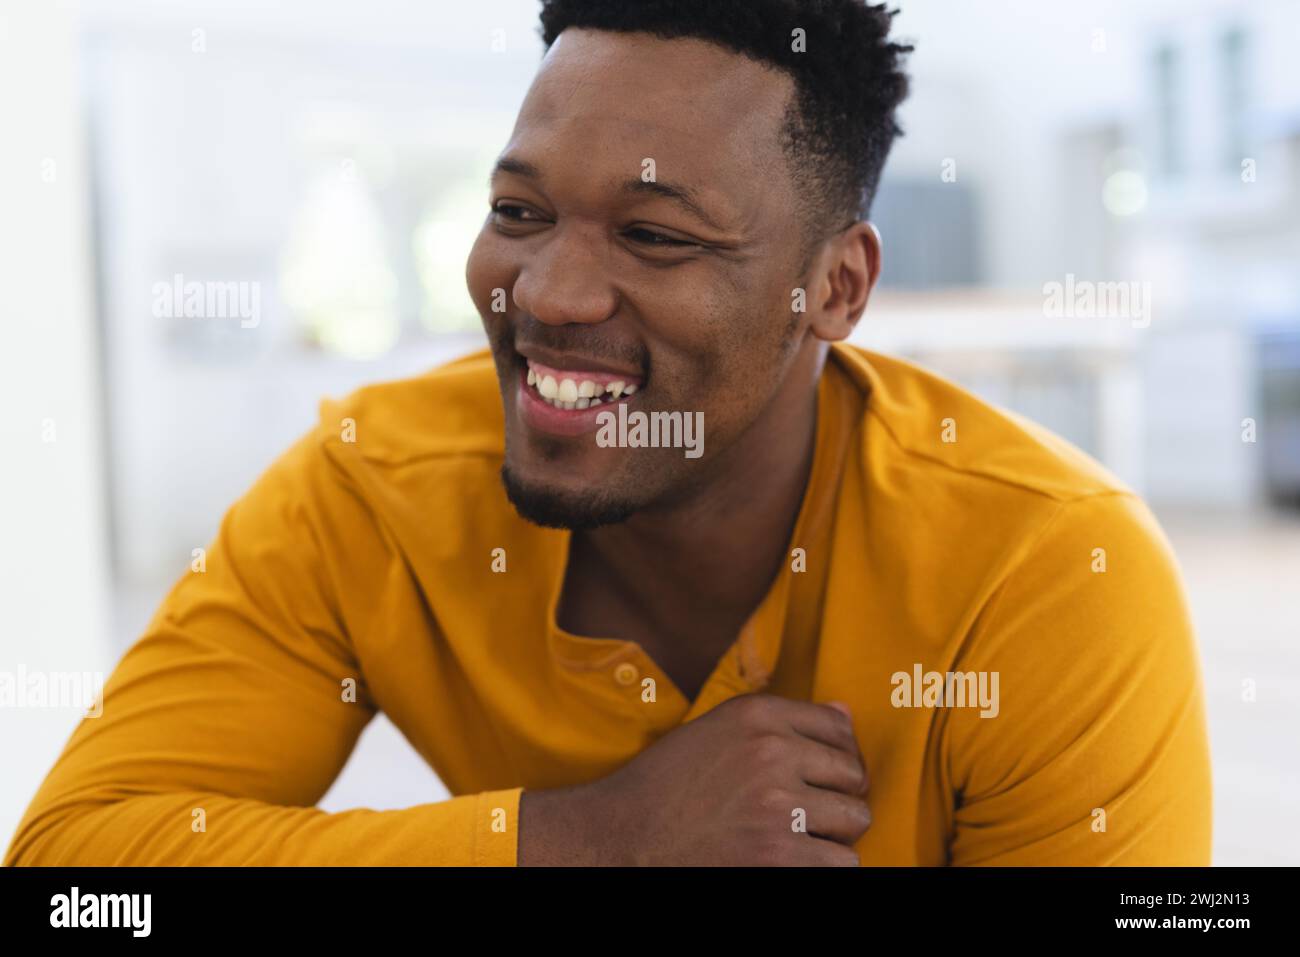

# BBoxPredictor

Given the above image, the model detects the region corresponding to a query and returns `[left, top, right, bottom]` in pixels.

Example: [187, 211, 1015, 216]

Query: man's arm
[4, 430, 520, 866]
[945, 492, 1212, 865]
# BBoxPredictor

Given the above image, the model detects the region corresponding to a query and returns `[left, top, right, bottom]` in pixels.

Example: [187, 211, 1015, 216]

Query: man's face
[466, 28, 814, 529]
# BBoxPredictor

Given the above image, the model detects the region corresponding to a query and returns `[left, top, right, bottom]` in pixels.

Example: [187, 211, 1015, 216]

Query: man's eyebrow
[491, 155, 541, 183]
[618, 178, 728, 232]
[491, 155, 729, 232]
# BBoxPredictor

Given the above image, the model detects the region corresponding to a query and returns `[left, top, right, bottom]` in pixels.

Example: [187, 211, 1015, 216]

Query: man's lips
[514, 358, 643, 438]
[514, 345, 645, 387]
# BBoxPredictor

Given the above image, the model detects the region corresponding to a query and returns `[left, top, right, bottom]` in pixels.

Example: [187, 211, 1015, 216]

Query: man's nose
[511, 222, 618, 327]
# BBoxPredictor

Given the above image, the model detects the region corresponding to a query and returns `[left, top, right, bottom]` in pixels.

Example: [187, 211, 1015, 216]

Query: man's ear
[808, 221, 882, 343]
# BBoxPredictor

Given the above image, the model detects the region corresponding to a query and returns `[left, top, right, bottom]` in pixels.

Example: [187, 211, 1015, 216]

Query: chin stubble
[499, 463, 638, 532]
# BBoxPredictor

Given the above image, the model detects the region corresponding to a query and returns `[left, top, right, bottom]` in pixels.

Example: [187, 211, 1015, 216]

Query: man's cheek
[466, 242, 515, 317]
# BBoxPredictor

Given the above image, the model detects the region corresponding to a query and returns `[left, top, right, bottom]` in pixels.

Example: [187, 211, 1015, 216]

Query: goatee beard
[499, 463, 636, 531]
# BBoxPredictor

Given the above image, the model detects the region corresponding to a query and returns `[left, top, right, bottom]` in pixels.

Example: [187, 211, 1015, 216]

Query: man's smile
[514, 349, 646, 438]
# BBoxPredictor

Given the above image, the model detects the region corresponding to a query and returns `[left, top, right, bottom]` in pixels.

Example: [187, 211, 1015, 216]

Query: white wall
[0, 0, 113, 849]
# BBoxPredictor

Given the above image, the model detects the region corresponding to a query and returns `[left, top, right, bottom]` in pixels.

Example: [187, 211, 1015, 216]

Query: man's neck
[574, 346, 826, 628]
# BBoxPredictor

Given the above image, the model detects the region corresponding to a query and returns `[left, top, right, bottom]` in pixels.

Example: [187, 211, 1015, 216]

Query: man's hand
[517, 694, 871, 865]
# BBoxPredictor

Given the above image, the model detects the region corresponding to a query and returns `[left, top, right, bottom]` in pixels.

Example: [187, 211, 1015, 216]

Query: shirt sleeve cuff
[473, 787, 523, 866]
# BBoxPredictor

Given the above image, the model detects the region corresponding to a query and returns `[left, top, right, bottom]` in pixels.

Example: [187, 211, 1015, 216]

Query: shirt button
[614, 662, 640, 686]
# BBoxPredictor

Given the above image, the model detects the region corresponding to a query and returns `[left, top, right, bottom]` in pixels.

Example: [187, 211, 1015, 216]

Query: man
[7, 0, 1210, 867]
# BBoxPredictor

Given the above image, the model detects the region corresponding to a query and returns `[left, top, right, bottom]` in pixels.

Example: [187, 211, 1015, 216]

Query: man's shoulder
[313, 347, 505, 466]
[826, 344, 1182, 630]
[830, 342, 1130, 505]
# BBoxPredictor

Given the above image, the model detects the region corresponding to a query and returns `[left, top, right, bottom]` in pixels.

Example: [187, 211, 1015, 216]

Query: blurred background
[2, 0, 1296, 864]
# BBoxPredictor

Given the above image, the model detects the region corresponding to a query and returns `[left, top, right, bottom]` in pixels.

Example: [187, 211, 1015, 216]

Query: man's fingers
[780, 699, 861, 755]
[783, 831, 863, 866]
[796, 787, 873, 845]
[824, 700, 852, 720]
[798, 737, 870, 796]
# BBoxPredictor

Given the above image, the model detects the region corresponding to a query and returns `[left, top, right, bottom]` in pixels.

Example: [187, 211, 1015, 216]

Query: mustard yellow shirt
[5, 344, 1212, 866]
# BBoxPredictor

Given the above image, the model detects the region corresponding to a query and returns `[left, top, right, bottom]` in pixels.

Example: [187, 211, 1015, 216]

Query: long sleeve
[945, 492, 1212, 865]
[4, 428, 521, 866]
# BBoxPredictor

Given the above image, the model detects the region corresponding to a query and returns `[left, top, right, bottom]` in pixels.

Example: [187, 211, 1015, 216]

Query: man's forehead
[526, 28, 791, 144]
[504, 29, 792, 230]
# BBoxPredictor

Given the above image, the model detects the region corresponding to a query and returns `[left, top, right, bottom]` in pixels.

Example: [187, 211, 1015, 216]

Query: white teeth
[525, 360, 642, 410]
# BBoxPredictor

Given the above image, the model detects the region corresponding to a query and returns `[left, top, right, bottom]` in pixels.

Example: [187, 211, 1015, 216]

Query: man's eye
[491, 203, 539, 222]
[626, 228, 694, 247]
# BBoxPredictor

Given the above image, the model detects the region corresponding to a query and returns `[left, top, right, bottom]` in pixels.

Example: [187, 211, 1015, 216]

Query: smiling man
[7, 0, 1211, 868]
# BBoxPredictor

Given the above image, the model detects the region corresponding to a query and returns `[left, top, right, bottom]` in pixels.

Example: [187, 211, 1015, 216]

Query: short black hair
[538, 0, 912, 271]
